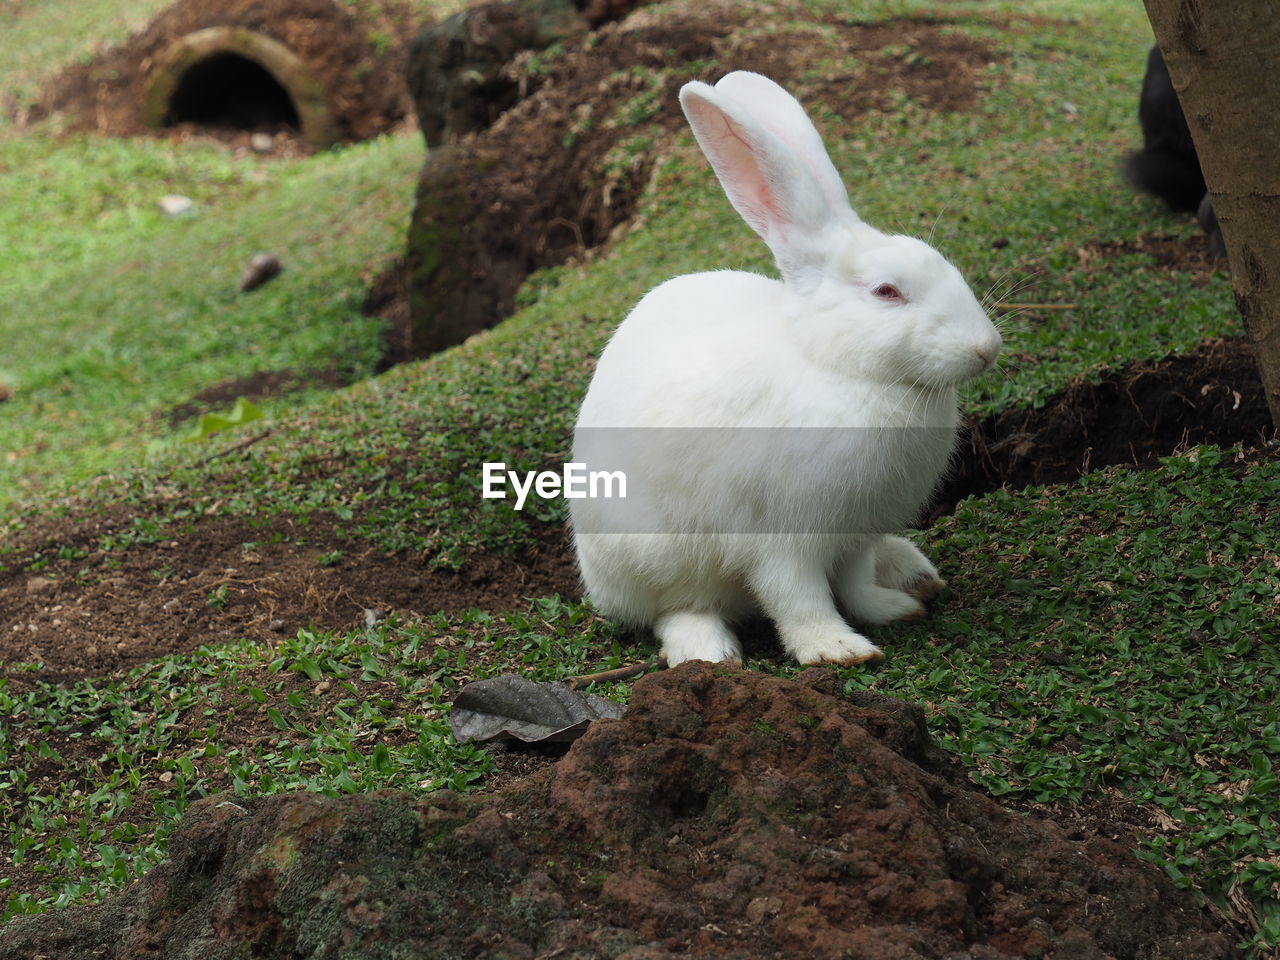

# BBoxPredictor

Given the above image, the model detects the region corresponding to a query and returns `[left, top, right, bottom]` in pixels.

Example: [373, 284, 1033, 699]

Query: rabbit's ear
[680, 72, 857, 285]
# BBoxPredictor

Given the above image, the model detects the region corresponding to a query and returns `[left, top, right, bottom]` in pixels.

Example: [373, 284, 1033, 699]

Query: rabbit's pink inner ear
[712, 71, 851, 217]
[683, 93, 785, 241]
[718, 118, 787, 231]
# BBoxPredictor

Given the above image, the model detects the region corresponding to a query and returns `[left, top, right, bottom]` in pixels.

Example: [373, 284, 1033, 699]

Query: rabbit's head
[679, 72, 1001, 388]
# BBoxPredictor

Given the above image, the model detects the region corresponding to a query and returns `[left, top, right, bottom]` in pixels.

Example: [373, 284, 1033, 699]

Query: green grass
[1, 0, 1276, 952]
[0, 132, 418, 507]
[0, 0, 1238, 515]
[0, 0, 467, 507]
[862, 447, 1280, 951]
[3, 451, 1276, 948]
[0, 597, 635, 913]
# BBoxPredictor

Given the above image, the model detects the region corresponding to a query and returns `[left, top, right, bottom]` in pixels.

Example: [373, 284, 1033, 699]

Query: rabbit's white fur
[570, 72, 1001, 667]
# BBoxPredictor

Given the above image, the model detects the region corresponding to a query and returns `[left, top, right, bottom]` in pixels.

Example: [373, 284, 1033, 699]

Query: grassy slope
[0, 0, 462, 508]
[0, 0, 1244, 509]
[1, 0, 178, 114]
[0, 132, 417, 506]
[1, 0, 1277, 951]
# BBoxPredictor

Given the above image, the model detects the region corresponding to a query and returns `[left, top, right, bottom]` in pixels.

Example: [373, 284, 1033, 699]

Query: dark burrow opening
[927, 337, 1275, 521]
[165, 53, 300, 131]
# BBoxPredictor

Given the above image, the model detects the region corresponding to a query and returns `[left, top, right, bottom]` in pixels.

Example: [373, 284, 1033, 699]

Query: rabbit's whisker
[927, 189, 962, 248]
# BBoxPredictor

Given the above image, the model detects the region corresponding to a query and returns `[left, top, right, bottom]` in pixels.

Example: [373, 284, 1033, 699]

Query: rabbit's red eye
[872, 283, 903, 301]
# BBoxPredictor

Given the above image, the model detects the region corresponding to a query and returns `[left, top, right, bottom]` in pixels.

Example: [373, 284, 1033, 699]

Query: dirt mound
[0, 664, 1238, 959]
[23, 0, 418, 149]
[397, 10, 1003, 356]
[407, 0, 654, 149]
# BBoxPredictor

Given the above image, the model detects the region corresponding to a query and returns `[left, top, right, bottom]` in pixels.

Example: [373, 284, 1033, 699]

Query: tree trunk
[1143, 0, 1280, 428]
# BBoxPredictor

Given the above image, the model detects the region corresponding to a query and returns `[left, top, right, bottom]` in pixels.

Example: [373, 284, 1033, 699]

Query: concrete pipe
[144, 26, 341, 148]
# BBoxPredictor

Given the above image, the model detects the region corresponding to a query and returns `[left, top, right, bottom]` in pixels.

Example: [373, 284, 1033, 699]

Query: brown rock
[238, 253, 283, 292]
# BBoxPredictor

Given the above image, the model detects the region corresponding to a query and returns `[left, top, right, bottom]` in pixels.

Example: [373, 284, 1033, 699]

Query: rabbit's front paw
[849, 585, 926, 626]
[787, 627, 883, 667]
[904, 575, 946, 603]
[874, 535, 945, 603]
[837, 567, 926, 626]
[656, 611, 743, 667]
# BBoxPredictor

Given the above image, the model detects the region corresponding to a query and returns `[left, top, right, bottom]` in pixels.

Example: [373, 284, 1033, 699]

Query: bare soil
[161, 367, 353, 426]
[1, 510, 577, 684]
[1080, 230, 1227, 288]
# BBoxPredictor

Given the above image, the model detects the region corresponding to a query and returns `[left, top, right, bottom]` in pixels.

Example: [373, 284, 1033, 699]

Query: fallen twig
[564, 658, 666, 689]
[994, 302, 1079, 310]
[191, 428, 274, 470]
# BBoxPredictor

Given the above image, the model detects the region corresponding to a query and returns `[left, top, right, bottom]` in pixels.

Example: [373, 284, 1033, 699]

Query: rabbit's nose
[974, 341, 1001, 371]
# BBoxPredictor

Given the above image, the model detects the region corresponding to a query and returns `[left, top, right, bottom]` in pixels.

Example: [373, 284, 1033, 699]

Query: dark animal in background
[1123, 45, 1226, 257]
[1197, 192, 1225, 258]
[1124, 46, 1204, 210]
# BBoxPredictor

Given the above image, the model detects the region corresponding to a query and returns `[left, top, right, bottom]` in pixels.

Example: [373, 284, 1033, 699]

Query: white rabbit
[569, 71, 1001, 667]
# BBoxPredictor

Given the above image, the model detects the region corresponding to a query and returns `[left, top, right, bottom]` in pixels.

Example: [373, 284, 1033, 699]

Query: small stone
[250, 132, 274, 153]
[314, 680, 332, 695]
[239, 253, 283, 292]
[158, 194, 195, 216]
[162, 598, 182, 613]
[269, 618, 286, 633]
